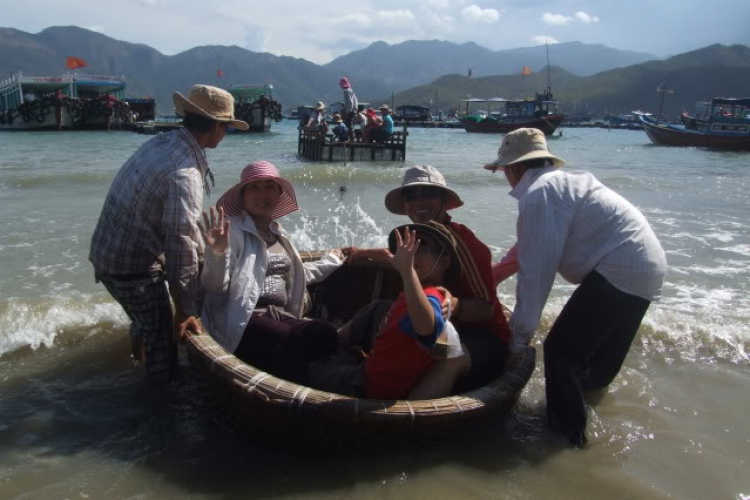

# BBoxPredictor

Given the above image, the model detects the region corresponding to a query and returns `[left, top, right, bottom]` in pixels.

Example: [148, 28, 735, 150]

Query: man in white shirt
[484, 128, 667, 447]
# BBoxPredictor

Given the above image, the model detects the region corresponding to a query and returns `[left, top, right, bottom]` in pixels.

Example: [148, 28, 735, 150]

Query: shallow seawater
[0, 122, 749, 499]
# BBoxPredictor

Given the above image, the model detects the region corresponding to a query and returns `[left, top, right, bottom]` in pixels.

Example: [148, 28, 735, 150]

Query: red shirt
[444, 216, 511, 343]
[365, 287, 444, 399]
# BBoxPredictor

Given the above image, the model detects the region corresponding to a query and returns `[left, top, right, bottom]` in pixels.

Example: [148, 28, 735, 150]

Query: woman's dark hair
[182, 112, 221, 133]
[522, 158, 554, 169]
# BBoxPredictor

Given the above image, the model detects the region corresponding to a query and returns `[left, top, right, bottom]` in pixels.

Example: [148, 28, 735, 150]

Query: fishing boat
[0, 72, 135, 131]
[185, 254, 535, 448]
[460, 92, 565, 136]
[639, 97, 750, 150]
[226, 84, 283, 132]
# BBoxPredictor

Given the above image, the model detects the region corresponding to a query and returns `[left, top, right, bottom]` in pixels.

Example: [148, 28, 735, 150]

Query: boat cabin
[226, 84, 274, 104]
[395, 105, 431, 122]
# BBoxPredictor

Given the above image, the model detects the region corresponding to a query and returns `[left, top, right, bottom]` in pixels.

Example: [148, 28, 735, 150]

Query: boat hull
[461, 114, 564, 135]
[639, 115, 750, 150]
[0, 105, 74, 131]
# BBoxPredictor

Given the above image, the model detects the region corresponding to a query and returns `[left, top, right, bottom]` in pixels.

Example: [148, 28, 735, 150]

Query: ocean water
[0, 121, 748, 499]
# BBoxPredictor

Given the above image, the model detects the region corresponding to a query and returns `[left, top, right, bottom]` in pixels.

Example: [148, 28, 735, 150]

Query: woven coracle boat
[185, 254, 536, 448]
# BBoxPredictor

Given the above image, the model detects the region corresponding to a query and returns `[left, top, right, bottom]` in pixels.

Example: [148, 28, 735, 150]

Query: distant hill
[1, 27, 746, 118]
[0, 26, 391, 113]
[384, 44, 750, 118]
[325, 40, 658, 89]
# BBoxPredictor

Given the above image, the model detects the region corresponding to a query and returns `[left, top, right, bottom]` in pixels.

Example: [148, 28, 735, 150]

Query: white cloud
[530, 35, 559, 45]
[574, 11, 600, 23]
[542, 13, 573, 26]
[461, 5, 501, 23]
[375, 10, 415, 22]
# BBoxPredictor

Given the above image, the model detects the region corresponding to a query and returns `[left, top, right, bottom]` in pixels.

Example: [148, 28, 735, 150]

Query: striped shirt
[507, 166, 667, 353]
[89, 128, 208, 317]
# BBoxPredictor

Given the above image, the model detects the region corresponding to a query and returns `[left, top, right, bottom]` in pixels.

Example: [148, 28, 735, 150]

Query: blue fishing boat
[639, 97, 750, 150]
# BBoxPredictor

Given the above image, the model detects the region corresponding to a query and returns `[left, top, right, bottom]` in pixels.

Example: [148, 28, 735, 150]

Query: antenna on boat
[656, 80, 674, 125]
[546, 41, 552, 97]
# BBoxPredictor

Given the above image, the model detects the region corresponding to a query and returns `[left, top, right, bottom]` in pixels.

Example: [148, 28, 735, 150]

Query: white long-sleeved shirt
[200, 213, 341, 353]
[506, 166, 667, 353]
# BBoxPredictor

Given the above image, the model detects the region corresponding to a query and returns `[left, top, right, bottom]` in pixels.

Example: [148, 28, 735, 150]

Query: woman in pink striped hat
[199, 160, 385, 384]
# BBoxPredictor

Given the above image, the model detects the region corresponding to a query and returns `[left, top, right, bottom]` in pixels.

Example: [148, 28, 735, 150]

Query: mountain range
[391, 44, 750, 118]
[0, 26, 747, 117]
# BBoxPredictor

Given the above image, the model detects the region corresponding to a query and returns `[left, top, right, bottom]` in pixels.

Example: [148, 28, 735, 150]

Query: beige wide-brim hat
[173, 84, 249, 130]
[315, 101, 326, 111]
[385, 165, 464, 215]
[379, 104, 392, 113]
[483, 127, 565, 171]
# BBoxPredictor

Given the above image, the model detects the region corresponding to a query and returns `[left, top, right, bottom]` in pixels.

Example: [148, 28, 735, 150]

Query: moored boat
[226, 84, 283, 132]
[0, 72, 135, 131]
[639, 97, 750, 150]
[460, 92, 565, 136]
[185, 254, 535, 448]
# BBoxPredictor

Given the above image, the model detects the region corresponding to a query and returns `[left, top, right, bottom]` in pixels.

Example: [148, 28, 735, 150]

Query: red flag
[66, 57, 88, 69]
[521, 65, 532, 77]
[217, 68, 224, 77]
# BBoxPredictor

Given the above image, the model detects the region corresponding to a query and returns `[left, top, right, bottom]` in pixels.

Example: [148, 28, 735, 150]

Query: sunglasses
[401, 186, 444, 202]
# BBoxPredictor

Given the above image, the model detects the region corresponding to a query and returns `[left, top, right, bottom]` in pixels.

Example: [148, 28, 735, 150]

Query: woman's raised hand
[390, 227, 419, 275]
[199, 206, 230, 254]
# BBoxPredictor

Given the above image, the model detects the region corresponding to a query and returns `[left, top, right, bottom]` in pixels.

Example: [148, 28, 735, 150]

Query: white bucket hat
[173, 84, 249, 130]
[483, 127, 565, 171]
[385, 165, 464, 215]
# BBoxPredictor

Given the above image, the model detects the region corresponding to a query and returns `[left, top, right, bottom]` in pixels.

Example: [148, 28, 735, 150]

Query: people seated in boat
[371, 104, 394, 143]
[305, 101, 327, 132]
[310, 222, 471, 400]
[330, 113, 349, 142]
[199, 160, 387, 385]
[382, 165, 511, 392]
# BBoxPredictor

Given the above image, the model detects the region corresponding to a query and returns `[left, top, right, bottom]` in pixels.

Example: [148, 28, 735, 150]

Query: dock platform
[298, 125, 408, 162]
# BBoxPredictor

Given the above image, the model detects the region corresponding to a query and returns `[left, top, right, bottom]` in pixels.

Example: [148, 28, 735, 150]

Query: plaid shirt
[90, 128, 208, 317]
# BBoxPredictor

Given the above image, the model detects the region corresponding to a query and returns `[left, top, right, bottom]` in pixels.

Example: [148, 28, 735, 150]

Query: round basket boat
[185, 256, 536, 449]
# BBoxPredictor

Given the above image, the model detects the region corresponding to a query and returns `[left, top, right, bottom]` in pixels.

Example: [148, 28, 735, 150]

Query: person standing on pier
[339, 77, 358, 139]
[89, 85, 248, 383]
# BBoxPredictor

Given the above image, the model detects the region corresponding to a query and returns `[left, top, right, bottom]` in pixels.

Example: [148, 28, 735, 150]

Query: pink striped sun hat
[216, 161, 299, 219]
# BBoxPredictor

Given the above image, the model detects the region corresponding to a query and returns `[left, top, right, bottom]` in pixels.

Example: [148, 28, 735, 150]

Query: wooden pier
[297, 125, 408, 162]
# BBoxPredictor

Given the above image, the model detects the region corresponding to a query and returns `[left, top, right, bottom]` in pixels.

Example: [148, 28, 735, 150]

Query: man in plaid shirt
[90, 85, 248, 382]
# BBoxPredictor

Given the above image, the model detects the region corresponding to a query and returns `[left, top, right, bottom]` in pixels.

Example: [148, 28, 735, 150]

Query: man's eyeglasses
[401, 186, 443, 202]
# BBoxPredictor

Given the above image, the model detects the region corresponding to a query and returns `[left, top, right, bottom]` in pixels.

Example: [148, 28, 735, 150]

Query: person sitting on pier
[330, 113, 349, 142]
[199, 161, 388, 386]
[353, 106, 368, 142]
[371, 104, 394, 143]
[362, 107, 381, 143]
[305, 101, 327, 132]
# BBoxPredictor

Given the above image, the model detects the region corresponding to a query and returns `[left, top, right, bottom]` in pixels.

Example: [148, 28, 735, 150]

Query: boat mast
[546, 41, 552, 97]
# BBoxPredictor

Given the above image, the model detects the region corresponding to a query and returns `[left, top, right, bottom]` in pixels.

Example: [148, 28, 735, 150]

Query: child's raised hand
[391, 227, 420, 275]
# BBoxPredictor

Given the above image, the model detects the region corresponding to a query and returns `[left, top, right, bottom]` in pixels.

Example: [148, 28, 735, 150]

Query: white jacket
[200, 213, 342, 353]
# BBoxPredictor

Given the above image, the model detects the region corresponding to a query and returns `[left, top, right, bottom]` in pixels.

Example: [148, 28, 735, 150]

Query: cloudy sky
[4, 0, 749, 63]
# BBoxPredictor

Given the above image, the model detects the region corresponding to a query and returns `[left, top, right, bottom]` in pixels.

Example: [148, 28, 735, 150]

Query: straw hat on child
[384, 165, 464, 215]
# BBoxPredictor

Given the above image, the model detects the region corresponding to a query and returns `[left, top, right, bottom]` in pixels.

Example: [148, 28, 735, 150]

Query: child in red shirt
[364, 222, 471, 400]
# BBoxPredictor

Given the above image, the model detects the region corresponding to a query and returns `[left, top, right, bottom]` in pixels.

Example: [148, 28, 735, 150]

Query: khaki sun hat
[332, 113, 343, 123]
[483, 127, 565, 172]
[173, 84, 249, 130]
[385, 165, 464, 215]
[379, 104, 392, 113]
[315, 101, 326, 111]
